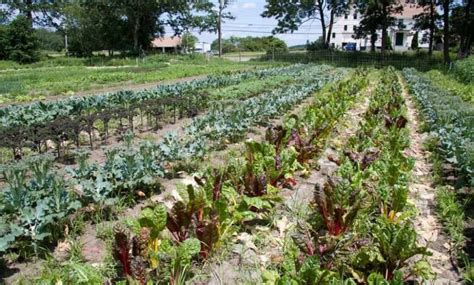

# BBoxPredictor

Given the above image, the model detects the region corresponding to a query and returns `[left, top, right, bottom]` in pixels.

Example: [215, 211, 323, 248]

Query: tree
[411, 31, 419, 50]
[5, 16, 39, 63]
[210, 36, 287, 53]
[0, 1, 63, 28]
[56, 0, 219, 56]
[181, 32, 198, 53]
[36, 29, 64, 52]
[413, 0, 440, 56]
[0, 25, 8, 59]
[355, 0, 403, 57]
[353, 7, 381, 52]
[451, 0, 473, 58]
[440, 0, 453, 63]
[262, 0, 350, 49]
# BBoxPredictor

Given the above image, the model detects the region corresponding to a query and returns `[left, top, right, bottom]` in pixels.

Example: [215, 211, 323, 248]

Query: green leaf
[138, 204, 167, 239]
[177, 237, 200, 266]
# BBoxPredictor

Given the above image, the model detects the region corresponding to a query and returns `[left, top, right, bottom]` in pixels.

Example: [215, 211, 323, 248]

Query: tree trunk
[381, 2, 388, 60]
[428, 0, 435, 56]
[218, 7, 222, 57]
[443, 0, 451, 64]
[459, 0, 472, 57]
[326, 8, 335, 47]
[25, 0, 33, 24]
[317, 0, 327, 49]
[381, 28, 387, 59]
[371, 28, 377, 52]
[133, 15, 140, 54]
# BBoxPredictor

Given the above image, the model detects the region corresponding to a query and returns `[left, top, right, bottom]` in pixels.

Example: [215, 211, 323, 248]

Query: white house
[331, 1, 429, 51]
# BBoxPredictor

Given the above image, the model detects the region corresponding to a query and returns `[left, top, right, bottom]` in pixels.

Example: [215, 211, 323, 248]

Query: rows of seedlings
[94, 70, 371, 283]
[0, 65, 309, 161]
[0, 65, 344, 270]
[264, 67, 434, 283]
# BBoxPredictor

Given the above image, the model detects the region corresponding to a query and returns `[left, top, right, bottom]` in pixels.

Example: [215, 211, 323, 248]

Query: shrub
[452, 56, 474, 84]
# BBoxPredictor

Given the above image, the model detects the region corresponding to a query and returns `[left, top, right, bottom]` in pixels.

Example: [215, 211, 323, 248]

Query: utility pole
[64, 32, 68, 56]
[218, 0, 223, 57]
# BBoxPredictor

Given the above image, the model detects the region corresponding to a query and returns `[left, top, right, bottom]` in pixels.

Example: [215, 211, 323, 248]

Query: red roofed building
[151, 36, 182, 53]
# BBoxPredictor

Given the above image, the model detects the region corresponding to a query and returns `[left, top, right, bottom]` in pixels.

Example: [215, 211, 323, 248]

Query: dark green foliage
[36, 28, 64, 52]
[452, 56, 474, 84]
[211, 36, 288, 53]
[2, 16, 39, 63]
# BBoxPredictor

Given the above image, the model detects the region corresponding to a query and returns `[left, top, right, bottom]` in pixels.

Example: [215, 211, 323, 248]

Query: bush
[452, 56, 474, 84]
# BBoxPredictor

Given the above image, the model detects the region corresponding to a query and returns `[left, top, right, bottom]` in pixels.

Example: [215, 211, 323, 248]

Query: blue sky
[167, 0, 325, 47]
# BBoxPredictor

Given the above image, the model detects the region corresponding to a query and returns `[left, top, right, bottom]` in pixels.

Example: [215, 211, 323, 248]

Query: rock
[53, 240, 71, 262]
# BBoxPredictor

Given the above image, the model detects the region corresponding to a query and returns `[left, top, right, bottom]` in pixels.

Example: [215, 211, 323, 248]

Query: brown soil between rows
[399, 74, 461, 284]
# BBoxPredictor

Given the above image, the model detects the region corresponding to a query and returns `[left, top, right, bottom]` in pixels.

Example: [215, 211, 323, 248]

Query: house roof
[151, 37, 182, 48]
[396, 3, 425, 19]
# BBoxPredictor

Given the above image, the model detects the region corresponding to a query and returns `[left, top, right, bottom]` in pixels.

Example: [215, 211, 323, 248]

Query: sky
[165, 0, 325, 47]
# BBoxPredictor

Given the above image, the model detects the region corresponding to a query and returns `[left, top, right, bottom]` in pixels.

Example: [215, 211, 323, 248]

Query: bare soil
[399, 74, 461, 283]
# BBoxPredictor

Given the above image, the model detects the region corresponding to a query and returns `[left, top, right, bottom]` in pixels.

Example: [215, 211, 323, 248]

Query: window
[353, 25, 356, 31]
[344, 14, 348, 19]
[332, 33, 336, 39]
[353, 13, 357, 19]
[395, 32, 404, 46]
[344, 25, 347, 31]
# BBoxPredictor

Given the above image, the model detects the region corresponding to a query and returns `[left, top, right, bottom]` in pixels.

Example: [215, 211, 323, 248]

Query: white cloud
[241, 2, 257, 9]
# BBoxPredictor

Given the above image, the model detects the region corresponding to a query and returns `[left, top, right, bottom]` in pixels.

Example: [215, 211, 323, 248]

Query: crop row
[0, 65, 344, 258]
[0, 64, 308, 128]
[267, 67, 431, 283]
[403, 68, 473, 187]
[0, 65, 313, 160]
[86, 68, 370, 283]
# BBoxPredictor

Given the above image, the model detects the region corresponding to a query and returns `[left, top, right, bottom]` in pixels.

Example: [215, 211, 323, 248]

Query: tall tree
[5, 16, 39, 63]
[451, 0, 473, 58]
[414, 0, 440, 56]
[354, 3, 383, 52]
[181, 32, 198, 53]
[57, 0, 219, 56]
[441, 0, 452, 63]
[1, 0, 62, 28]
[262, 0, 350, 48]
[355, 0, 402, 57]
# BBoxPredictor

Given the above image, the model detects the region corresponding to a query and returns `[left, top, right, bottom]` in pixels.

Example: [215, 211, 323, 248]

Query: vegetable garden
[0, 62, 472, 284]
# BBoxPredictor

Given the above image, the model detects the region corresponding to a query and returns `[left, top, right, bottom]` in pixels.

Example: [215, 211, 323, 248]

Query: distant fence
[257, 50, 445, 71]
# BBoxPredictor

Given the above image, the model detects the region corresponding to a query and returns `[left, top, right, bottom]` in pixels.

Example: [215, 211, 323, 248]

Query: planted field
[0, 55, 277, 104]
[0, 64, 471, 284]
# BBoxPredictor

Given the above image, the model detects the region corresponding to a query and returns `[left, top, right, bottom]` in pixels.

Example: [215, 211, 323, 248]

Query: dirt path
[205, 74, 377, 284]
[398, 74, 460, 283]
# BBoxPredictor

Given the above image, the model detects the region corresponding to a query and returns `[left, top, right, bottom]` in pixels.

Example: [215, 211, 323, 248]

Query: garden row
[26, 67, 369, 284]
[264, 67, 432, 283]
[0, 64, 310, 161]
[103, 68, 434, 284]
[403, 68, 473, 188]
[0, 65, 344, 261]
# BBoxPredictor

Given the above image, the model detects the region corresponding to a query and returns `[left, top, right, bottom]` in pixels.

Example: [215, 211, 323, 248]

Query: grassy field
[0, 54, 279, 104]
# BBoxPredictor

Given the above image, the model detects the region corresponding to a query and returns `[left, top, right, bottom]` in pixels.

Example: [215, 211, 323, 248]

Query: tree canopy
[211, 36, 288, 53]
[262, 0, 350, 48]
